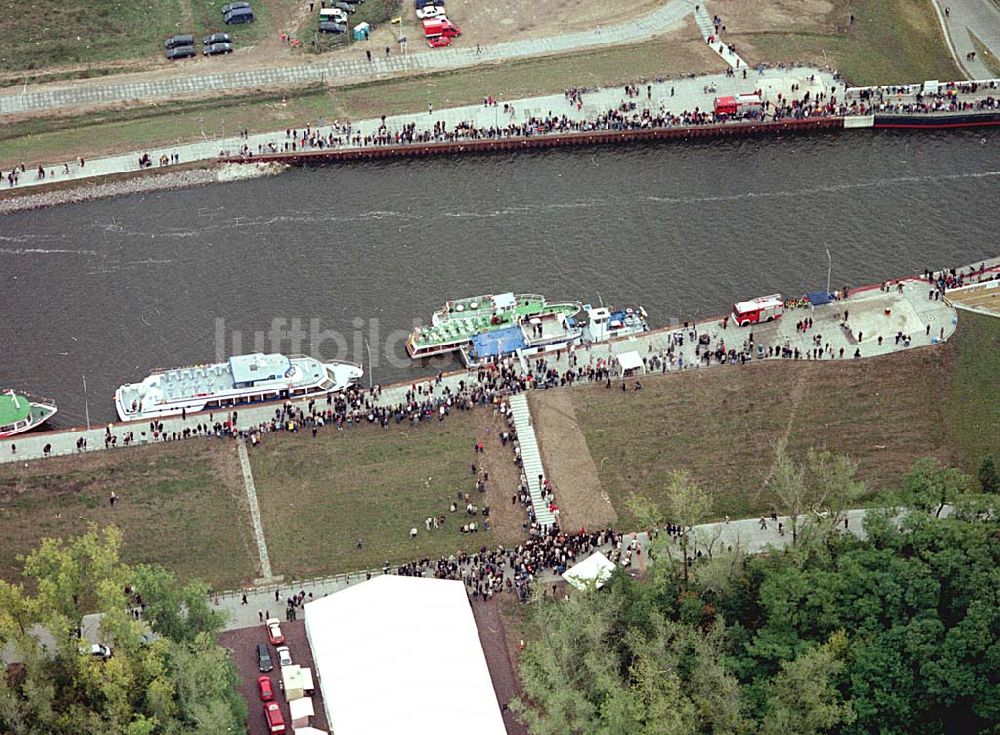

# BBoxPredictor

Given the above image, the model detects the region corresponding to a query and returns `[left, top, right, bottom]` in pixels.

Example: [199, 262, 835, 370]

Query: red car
[265, 618, 285, 646]
[263, 702, 286, 733]
[257, 675, 274, 702]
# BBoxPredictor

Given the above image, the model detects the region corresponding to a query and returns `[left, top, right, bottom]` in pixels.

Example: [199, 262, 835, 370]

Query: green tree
[977, 456, 999, 494]
[901, 458, 970, 517]
[759, 632, 855, 735]
[0, 527, 245, 735]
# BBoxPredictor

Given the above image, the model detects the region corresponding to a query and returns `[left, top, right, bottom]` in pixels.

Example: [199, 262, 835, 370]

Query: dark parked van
[224, 7, 255, 24]
[257, 643, 273, 673]
[164, 34, 194, 49]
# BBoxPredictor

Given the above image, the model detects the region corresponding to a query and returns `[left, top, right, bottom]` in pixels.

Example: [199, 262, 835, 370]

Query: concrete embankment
[0, 163, 286, 215]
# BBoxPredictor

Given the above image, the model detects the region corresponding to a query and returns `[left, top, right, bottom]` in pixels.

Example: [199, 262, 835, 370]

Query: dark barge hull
[873, 111, 1000, 129]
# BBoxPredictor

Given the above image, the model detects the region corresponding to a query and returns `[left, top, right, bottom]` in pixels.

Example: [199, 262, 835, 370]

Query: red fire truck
[732, 294, 784, 326]
[713, 93, 762, 120]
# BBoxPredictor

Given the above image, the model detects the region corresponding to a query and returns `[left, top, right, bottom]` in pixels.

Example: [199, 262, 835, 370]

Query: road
[933, 0, 1000, 79]
[0, 0, 698, 117]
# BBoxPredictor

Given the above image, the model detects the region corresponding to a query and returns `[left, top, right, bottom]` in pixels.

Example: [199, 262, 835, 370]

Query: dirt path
[530, 390, 617, 531]
[472, 597, 528, 735]
[472, 410, 529, 543]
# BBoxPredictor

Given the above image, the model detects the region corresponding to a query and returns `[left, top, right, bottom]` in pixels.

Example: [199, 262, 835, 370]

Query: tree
[760, 632, 855, 735]
[977, 456, 999, 494]
[767, 440, 808, 544]
[902, 458, 970, 517]
[0, 527, 245, 735]
[664, 470, 713, 587]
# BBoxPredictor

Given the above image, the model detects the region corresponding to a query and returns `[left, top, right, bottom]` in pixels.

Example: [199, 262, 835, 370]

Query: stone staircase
[693, 5, 747, 69]
[508, 393, 557, 529]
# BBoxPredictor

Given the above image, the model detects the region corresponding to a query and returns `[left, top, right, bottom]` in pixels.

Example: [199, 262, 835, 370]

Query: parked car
[204, 42, 234, 55]
[164, 34, 194, 49]
[426, 34, 452, 47]
[257, 674, 274, 701]
[341, 0, 365, 5]
[416, 5, 445, 18]
[257, 643, 273, 673]
[320, 7, 349, 22]
[222, 1, 251, 13]
[224, 7, 255, 23]
[80, 643, 112, 660]
[415, 0, 441, 8]
[165, 45, 197, 60]
[265, 618, 285, 645]
[276, 645, 292, 667]
[263, 702, 286, 734]
[318, 21, 347, 33]
[332, 2, 356, 14]
[203, 32, 232, 45]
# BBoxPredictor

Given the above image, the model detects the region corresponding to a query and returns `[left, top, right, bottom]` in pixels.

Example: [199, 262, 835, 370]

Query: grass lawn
[568, 314, 998, 528]
[0, 442, 257, 590]
[733, 0, 961, 85]
[944, 311, 1000, 475]
[250, 413, 524, 579]
[0, 31, 719, 169]
[0, 0, 184, 72]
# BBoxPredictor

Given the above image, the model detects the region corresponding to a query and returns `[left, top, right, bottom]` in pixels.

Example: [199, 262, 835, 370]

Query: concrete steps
[508, 394, 556, 528]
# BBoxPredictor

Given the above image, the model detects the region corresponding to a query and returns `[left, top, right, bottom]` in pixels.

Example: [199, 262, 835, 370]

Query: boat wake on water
[641, 170, 1000, 206]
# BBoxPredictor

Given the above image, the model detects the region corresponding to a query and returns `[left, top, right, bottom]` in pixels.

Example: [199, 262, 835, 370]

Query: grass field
[0, 442, 257, 589]
[733, 0, 961, 85]
[250, 414, 524, 579]
[0, 1, 184, 72]
[566, 312, 1000, 529]
[0, 31, 719, 169]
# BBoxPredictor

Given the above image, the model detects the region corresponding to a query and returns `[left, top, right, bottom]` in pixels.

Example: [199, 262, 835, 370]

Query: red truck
[732, 294, 784, 326]
[423, 16, 460, 45]
[714, 93, 762, 119]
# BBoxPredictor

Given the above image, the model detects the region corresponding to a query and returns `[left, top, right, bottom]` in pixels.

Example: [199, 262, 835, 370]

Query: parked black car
[318, 21, 348, 33]
[164, 34, 194, 49]
[224, 7, 255, 23]
[165, 45, 197, 60]
[257, 643, 273, 673]
[221, 1, 251, 13]
[203, 32, 232, 46]
[333, 2, 356, 13]
[204, 42, 234, 55]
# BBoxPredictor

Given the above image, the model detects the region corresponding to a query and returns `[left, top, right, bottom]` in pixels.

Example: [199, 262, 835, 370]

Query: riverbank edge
[3, 255, 997, 464]
[0, 161, 287, 215]
[3, 109, 998, 214]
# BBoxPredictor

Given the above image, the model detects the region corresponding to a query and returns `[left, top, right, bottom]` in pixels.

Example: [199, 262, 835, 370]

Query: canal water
[1, 128, 998, 425]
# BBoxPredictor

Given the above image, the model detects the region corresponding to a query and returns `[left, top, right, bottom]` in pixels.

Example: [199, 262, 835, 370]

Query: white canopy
[293, 728, 327, 735]
[290, 697, 315, 724]
[616, 350, 645, 374]
[563, 551, 616, 590]
[304, 576, 507, 735]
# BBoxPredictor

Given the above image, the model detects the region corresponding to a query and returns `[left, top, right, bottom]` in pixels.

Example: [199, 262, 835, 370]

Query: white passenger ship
[114, 353, 363, 422]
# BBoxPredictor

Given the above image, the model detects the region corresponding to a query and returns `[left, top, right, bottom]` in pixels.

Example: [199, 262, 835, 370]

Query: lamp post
[82, 375, 91, 431]
[826, 247, 832, 295]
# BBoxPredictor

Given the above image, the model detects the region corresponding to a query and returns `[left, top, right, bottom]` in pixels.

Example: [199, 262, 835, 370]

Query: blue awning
[806, 291, 834, 306]
[469, 326, 527, 358]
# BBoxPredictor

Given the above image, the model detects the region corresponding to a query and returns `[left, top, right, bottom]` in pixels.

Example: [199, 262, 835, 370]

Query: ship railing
[18, 392, 59, 408]
[288, 354, 364, 372]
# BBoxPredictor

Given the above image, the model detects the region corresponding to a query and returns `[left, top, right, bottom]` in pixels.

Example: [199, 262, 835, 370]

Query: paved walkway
[68, 503, 950, 637]
[1, 66, 834, 185]
[932, 0, 1000, 79]
[0, 276, 962, 465]
[0, 0, 698, 117]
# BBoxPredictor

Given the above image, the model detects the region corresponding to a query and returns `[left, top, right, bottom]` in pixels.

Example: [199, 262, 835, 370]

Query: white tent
[563, 551, 616, 590]
[289, 697, 314, 728]
[304, 576, 507, 735]
[616, 350, 645, 374]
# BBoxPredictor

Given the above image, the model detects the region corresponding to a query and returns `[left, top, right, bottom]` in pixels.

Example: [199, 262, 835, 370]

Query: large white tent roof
[304, 575, 507, 735]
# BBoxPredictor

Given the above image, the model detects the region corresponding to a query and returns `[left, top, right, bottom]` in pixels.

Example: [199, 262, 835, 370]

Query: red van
[422, 17, 460, 38]
[263, 702, 286, 734]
